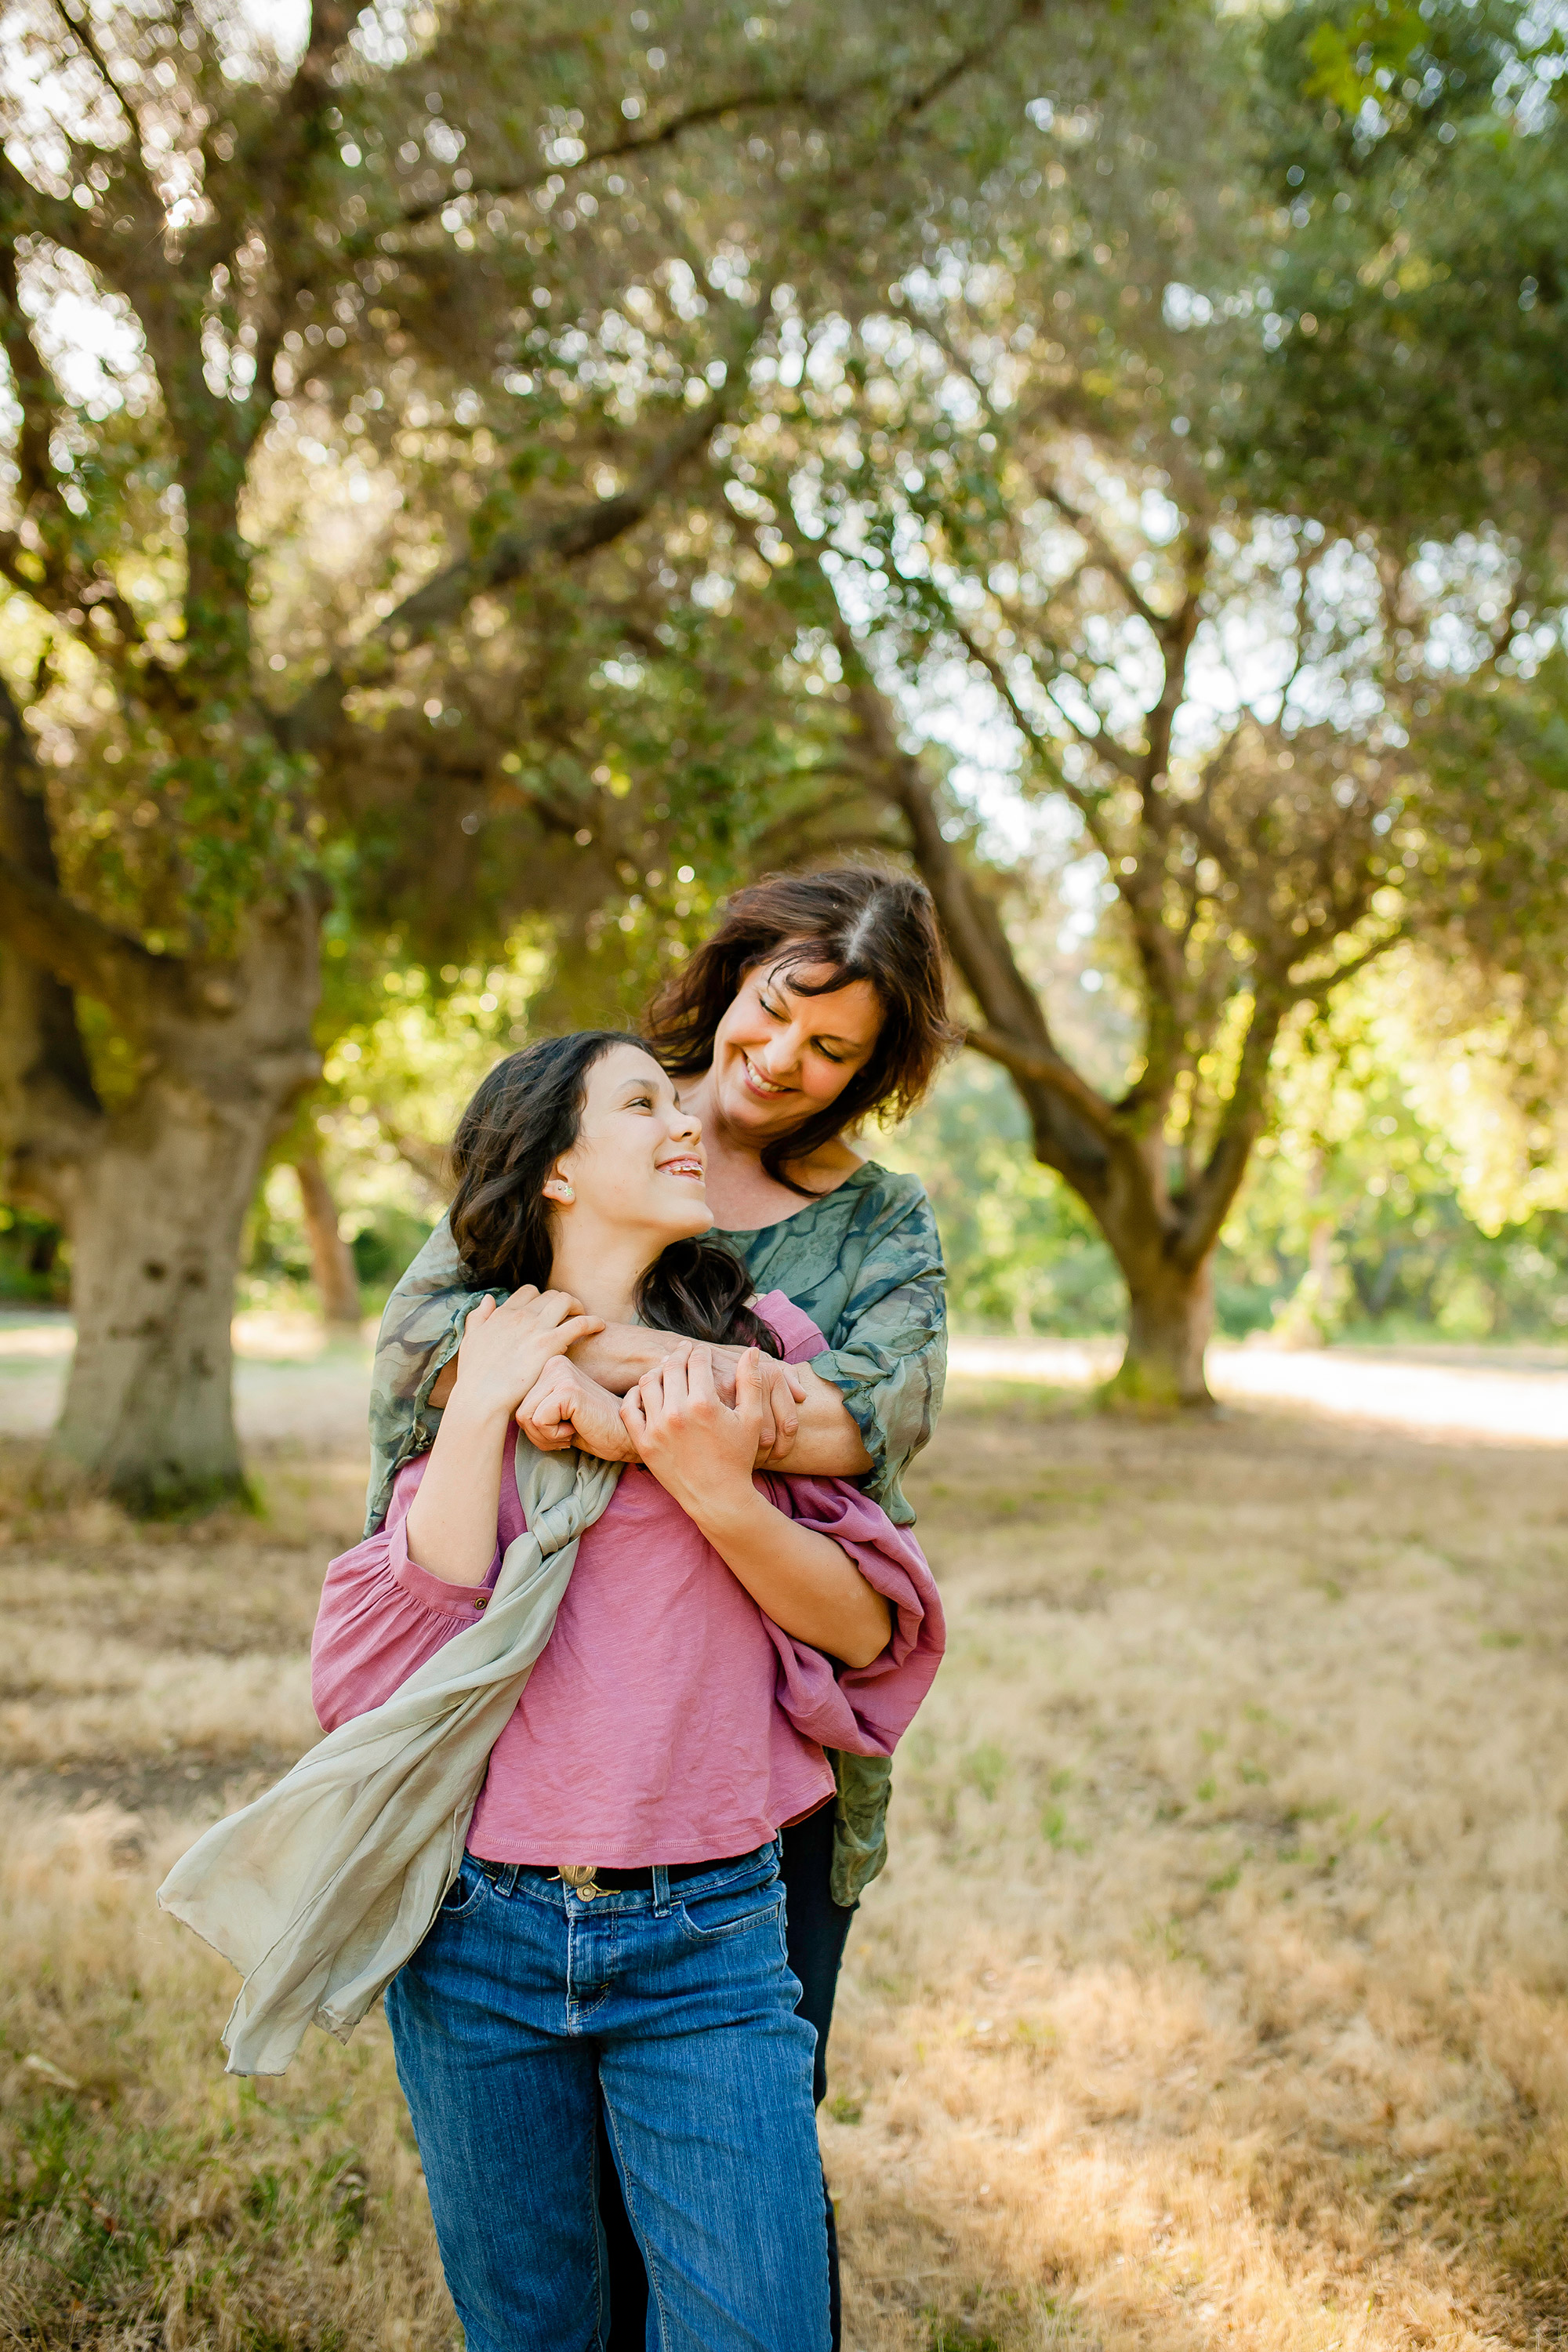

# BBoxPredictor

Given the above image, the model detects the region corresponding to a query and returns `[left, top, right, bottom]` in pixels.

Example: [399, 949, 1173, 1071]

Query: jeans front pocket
[437, 1857, 488, 1922]
[677, 1872, 785, 1946]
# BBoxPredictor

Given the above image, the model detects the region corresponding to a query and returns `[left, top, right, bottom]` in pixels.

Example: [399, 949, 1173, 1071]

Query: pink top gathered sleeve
[310, 1451, 491, 1737]
[753, 1470, 943, 1758]
[311, 1291, 943, 1866]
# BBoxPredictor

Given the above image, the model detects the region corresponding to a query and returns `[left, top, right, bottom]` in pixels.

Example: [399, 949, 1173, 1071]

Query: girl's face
[551, 1044, 713, 1253]
[706, 951, 884, 1146]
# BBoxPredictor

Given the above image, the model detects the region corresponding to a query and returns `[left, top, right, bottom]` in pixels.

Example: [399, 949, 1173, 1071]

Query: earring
[550, 1178, 574, 1203]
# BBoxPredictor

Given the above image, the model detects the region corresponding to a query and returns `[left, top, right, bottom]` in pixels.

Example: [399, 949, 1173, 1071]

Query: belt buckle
[552, 1864, 603, 1900]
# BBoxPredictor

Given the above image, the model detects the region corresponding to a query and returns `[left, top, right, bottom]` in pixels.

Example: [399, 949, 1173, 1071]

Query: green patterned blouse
[361, 1161, 948, 1904]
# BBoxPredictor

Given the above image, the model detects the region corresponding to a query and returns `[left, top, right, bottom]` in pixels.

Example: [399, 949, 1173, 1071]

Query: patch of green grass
[0, 2077, 416, 2350]
[962, 1743, 1009, 1802]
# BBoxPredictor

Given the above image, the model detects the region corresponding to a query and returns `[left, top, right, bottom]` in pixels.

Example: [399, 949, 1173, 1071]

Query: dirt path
[952, 1333, 1568, 1443]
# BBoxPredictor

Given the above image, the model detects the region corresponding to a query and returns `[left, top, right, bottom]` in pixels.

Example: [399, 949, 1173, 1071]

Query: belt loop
[652, 1863, 670, 1914]
[499, 1863, 520, 1896]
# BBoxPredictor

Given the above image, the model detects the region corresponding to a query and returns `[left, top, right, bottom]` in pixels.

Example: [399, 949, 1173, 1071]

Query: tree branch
[0, 747, 187, 1019]
[965, 1024, 1120, 1142]
[1176, 990, 1286, 1266]
[46, 0, 145, 140]
[278, 339, 761, 756]
[1037, 474, 1167, 636]
[372, 1110, 450, 1202]
[1285, 924, 1404, 1005]
[390, 87, 816, 236]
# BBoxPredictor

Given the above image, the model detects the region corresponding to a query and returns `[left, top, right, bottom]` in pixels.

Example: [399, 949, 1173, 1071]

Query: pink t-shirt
[311, 1294, 944, 1867]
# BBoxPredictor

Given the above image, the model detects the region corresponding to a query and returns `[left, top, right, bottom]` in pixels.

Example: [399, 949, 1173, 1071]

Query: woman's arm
[622, 1343, 891, 1669]
[434, 1319, 868, 1472]
[795, 1189, 948, 1526]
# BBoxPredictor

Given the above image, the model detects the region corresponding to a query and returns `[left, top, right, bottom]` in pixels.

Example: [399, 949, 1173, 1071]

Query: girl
[315, 1031, 943, 2350]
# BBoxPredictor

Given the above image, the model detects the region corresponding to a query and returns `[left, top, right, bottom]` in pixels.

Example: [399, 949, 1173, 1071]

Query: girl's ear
[543, 1172, 575, 1203]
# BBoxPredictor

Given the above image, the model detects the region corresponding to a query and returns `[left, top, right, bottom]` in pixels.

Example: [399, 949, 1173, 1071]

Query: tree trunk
[50, 906, 321, 1514]
[1099, 1249, 1217, 1412]
[294, 1152, 361, 1328]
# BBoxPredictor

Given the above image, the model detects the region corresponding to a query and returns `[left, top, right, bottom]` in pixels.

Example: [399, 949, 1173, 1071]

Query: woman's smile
[658, 1151, 706, 1183]
[738, 1051, 793, 1101]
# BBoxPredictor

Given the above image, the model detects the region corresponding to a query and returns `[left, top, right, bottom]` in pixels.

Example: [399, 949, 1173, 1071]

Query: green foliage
[1235, 0, 1568, 534]
[0, 1203, 67, 1303]
[882, 1060, 1123, 1334]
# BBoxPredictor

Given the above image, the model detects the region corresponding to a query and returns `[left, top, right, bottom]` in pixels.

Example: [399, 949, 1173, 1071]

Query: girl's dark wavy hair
[645, 866, 958, 1194]
[446, 1031, 780, 1356]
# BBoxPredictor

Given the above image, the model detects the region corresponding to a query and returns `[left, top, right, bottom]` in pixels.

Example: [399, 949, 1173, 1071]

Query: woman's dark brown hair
[448, 1031, 779, 1354]
[645, 867, 956, 1190]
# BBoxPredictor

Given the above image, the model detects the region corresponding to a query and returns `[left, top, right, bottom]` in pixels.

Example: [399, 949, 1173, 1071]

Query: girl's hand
[516, 1356, 638, 1461]
[621, 1341, 764, 1518]
[448, 1289, 606, 1424]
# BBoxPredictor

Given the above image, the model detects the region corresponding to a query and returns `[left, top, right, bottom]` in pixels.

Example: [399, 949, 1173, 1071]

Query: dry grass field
[3, 1364, 1568, 2350]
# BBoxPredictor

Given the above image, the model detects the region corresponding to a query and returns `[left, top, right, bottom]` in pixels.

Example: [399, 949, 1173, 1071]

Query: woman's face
[553, 1044, 713, 1250]
[705, 951, 884, 1146]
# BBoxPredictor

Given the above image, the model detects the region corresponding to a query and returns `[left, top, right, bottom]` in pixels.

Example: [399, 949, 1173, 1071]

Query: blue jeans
[386, 1843, 830, 2352]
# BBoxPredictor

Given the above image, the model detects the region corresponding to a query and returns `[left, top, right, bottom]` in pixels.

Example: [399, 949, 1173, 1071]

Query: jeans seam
[601, 2096, 675, 2352]
[588, 2088, 609, 2350]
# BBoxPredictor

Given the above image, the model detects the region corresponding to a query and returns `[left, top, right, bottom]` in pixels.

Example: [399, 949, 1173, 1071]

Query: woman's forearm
[404, 1396, 511, 1586]
[579, 1327, 871, 1475]
[689, 1488, 891, 1669]
[434, 1325, 870, 1475]
[759, 1367, 871, 1476]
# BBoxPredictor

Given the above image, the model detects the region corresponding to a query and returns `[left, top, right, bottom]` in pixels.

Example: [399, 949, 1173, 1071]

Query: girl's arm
[405, 1288, 603, 1584]
[313, 1456, 493, 1732]
[621, 1343, 891, 1669]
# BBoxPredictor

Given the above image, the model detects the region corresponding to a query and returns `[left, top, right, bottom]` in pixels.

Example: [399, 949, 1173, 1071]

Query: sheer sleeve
[809, 1190, 947, 1530]
[363, 1217, 492, 1536]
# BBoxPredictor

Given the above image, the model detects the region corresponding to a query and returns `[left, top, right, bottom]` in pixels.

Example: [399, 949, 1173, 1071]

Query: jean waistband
[467, 1846, 766, 1895]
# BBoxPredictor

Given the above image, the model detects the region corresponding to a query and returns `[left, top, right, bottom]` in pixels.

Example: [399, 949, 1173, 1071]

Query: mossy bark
[1098, 1254, 1217, 1413]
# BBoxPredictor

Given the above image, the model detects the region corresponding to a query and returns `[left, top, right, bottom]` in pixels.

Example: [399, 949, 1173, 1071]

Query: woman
[365, 866, 955, 2335]
[319, 1033, 942, 2350]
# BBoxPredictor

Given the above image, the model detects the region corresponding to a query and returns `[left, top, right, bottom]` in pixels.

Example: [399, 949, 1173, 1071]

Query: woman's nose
[755, 1033, 800, 1076]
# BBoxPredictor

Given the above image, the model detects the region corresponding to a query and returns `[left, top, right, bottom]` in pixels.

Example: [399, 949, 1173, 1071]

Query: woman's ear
[543, 1171, 575, 1204]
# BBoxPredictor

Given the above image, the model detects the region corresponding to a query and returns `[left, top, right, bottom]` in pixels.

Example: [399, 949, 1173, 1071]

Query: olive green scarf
[158, 1438, 621, 2076]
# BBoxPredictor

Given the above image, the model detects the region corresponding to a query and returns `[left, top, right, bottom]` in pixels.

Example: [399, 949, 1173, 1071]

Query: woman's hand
[449, 1289, 606, 1425]
[620, 1341, 761, 1514]
[516, 1356, 638, 1461]
[707, 1346, 810, 1462]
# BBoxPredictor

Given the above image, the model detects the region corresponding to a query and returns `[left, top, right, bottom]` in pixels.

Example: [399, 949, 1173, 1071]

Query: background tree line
[2, 0, 1565, 1507]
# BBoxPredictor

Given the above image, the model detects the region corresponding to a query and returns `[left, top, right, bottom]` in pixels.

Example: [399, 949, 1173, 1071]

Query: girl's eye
[817, 1047, 846, 1065]
[759, 993, 782, 1018]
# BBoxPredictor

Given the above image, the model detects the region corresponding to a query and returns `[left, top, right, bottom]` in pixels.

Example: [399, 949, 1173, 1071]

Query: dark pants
[601, 1803, 855, 2349]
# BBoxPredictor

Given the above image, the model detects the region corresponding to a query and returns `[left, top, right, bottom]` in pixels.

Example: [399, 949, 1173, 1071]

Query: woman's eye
[816, 1045, 846, 1065]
